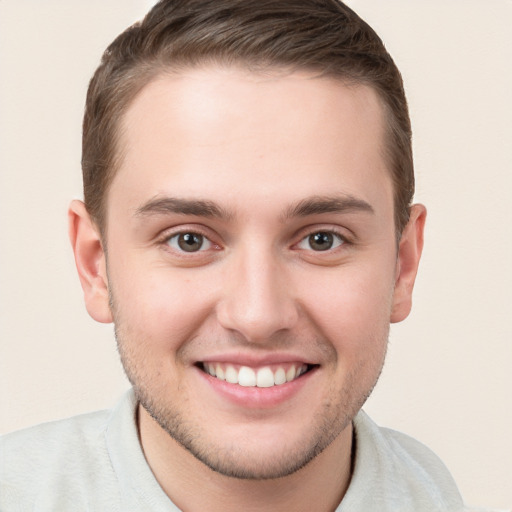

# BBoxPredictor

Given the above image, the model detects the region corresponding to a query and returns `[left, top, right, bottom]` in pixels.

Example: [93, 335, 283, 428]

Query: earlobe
[68, 200, 113, 323]
[390, 204, 427, 323]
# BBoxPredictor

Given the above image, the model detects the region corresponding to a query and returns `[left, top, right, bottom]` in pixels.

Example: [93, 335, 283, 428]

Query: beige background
[0, 0, 511, 509]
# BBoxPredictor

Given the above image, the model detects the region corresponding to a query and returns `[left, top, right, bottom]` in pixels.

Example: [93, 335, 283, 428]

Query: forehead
[109, 67, 392, 223]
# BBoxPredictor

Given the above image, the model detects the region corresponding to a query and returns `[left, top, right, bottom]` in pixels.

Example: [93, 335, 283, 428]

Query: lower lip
[196, 366, 317, 409]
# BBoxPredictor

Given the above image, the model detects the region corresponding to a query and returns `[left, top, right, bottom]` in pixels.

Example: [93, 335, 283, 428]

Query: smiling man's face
[73, 67, 424, 480]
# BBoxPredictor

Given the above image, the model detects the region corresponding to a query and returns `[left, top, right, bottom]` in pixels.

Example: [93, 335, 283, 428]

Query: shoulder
[1, 407, 110, 449]
[1, 407, 111, 457]
[0, 407, 120, 510]
[345, 412, 508, 512]
[1, 408, 112, 486]
[0, 390, 171, 512]
[371, 418, 459, 485]
[341, 410, 464, 511]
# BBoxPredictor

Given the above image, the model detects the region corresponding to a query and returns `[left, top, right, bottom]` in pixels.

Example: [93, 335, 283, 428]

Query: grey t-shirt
[0, 389, 489, 511]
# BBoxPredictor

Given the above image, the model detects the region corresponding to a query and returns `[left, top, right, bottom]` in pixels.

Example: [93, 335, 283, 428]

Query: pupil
[178, 233, 203, 252]
[310, 232, 333, 251]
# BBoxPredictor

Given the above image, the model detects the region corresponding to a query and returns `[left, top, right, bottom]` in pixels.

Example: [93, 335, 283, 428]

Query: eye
[297, 231, 345, 252]
[166, 232, 213, 252]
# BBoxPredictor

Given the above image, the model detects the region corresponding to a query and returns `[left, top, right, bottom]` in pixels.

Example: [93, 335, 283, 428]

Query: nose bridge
[217, 241, 298, 342]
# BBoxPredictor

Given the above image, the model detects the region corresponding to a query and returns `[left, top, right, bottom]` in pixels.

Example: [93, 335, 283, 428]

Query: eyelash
[295, 230, 348, 252]
[157, 226, 351, 256]
[158, 227, 220, 256]
[166, 232, 213, 252]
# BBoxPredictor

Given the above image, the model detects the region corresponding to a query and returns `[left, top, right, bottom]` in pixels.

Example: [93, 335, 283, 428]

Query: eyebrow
[135, 197, 232, 220]
[282, 195, 375, 220]
[134, 194, 374, 221]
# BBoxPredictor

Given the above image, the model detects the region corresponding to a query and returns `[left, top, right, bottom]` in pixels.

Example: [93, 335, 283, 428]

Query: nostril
[215, 295, 300, 343]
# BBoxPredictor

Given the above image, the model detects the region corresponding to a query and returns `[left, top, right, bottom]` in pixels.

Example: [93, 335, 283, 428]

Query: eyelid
[166, 232, 213, 252]
[296, 231, 346, 251]
[292, 225, 352, 247]
[156, 224, 222, 252]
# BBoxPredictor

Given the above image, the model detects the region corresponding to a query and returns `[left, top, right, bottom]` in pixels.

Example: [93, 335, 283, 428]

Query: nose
[216, 247, 300, 343]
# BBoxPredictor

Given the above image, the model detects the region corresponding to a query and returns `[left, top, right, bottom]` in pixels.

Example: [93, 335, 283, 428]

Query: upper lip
[196, 352, 318, 367]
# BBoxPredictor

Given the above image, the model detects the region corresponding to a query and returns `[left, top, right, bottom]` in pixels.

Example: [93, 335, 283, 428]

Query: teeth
[256, 367, 275, 388]
[215, 364, 225, 381]
[203, 362, 310, 387]
[238, 366, 256, 387]
[274, 368, 286, 385]
[225, 365, 238, 384]
[297, 364, 307, 377]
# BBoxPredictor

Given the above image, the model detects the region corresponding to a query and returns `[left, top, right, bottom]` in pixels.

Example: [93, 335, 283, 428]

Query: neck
[138, 406, 354, 512]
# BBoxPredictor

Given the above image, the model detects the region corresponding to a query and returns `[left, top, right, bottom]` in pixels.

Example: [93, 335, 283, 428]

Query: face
[74, 67, 423, 480]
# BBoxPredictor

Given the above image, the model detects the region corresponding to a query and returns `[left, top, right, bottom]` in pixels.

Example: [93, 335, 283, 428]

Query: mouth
[197, 362, 317, 388]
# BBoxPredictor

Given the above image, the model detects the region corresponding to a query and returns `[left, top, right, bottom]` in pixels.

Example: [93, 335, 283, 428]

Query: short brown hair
[82, 0, 414, 235]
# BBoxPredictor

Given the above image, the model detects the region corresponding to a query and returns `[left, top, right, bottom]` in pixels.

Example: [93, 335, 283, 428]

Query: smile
[199, 362, 314, 388]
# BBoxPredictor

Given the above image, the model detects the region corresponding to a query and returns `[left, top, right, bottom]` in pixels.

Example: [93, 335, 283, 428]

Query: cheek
[109, 262, 217, 351]
[298, 262, 395, 351]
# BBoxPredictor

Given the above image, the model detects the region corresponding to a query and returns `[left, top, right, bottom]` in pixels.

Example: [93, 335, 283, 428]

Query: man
[0, 1, 493, 511]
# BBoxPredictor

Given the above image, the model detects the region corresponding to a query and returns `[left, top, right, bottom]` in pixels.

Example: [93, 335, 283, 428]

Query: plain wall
[0, 1, 510, 509]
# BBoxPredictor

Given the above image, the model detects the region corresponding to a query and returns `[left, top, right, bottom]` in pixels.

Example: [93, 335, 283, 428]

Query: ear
[390, 204, 427, 323]
[68, 200, 113, 323]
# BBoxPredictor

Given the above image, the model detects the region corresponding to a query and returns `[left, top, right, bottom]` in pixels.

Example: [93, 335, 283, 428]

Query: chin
[138, 385, 350, 481]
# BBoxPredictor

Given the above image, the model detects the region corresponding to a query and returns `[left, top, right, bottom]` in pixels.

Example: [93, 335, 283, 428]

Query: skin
[69, 67, 425, 511]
